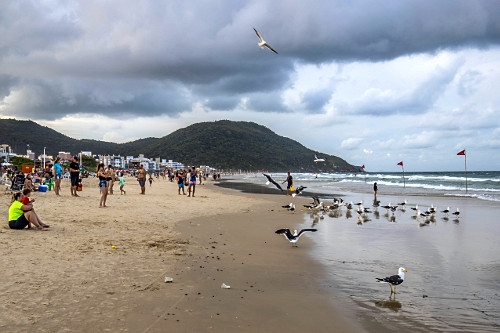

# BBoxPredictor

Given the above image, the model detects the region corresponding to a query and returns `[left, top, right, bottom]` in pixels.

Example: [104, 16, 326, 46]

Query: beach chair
[10, 174, 25, 192]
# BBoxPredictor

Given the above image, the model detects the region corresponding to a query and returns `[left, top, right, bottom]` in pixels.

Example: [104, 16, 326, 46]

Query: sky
[1, 0, 500, 171]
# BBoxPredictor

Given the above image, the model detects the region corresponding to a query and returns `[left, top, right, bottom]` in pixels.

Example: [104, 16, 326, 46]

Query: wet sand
[0, 177, 363, 332]
[217, 178, 500, 332]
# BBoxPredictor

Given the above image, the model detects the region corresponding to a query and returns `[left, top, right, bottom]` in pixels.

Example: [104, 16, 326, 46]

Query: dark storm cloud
[1, 0, 499, 120]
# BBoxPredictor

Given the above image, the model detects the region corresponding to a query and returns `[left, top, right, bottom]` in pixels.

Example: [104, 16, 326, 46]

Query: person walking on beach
[137, 164, 147, 195]
[282, 172, 293, 196]
[52, 157, 63, 196]
[149, 174, 154, 187]
[188, 166, 197, 197]
[177, 169, 186, 195]
[97, 163, 109, 208]
[69, 155, 80, 197]
[119, 173, 126, 195]
[373, 182, 378, 201]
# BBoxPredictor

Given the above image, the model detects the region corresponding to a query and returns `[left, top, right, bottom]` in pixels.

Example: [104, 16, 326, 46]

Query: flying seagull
[376, 267, 407, 295]
[292, 185, 307, 197]
[275, 228, 317, 246]
[314, 154, 326, 163]
[253, 28, 278, 54]
[263, 173, 283, 191]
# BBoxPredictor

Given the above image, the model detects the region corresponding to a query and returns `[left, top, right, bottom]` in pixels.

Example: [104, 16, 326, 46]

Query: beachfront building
[200, 165, 216, 173]
[58, 152, 72, 161]
[38, 153, 53, 162]
[98, 155, 126, 169]
[128, 155, 153, 171]
[81, 151, 92, 157]
[0, 145, 16, 163]
[164, 159, 185, 170]
[26, 149, 36, 160]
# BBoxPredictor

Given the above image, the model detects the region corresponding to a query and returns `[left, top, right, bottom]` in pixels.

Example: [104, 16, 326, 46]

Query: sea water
[220, 172, 500, 332]
[239, 171, 500, 202]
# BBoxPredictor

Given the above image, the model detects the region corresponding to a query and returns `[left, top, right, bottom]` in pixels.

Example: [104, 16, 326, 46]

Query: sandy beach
[0, 176, 362, 332]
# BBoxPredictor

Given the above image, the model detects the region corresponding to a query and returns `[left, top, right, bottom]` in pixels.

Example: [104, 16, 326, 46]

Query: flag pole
[465, 152, 468, 193]
[402, 164, 405, 188]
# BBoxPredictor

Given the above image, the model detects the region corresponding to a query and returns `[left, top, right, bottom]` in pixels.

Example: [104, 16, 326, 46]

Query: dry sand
[0, 176, 362, 332]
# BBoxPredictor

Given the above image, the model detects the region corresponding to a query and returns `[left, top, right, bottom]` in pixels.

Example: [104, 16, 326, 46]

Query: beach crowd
[2, 161, 219, 231]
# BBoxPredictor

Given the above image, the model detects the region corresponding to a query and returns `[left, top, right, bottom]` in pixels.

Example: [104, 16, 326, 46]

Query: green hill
[0, 118, 358, 172]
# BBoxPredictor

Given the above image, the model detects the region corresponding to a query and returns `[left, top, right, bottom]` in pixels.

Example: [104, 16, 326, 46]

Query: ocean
[245, 171, 500, 202]
[217, 171, 500, 332]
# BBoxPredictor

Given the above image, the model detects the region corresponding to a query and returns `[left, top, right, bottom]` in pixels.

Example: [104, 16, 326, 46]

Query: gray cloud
[1, 0, 500, 121]
[347, 60, 462, 116]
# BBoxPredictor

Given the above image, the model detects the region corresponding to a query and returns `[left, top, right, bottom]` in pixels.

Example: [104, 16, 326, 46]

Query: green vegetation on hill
[0, 119, 358, 172]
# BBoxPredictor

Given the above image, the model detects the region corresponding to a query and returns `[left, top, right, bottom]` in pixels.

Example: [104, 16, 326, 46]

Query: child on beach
[119, 173, 126, 195]
[149, 175, 154, 187]
[177, 169, 186, 195]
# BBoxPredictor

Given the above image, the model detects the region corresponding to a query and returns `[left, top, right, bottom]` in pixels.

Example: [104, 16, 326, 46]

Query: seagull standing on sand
[376, 267, 407, 295]
[253, 28, 278, 54]
[275, 228, 317, 246]
[452, 208, 460, 217]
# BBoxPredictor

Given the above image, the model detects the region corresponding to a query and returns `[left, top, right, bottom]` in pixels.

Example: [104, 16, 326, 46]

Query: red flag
[457, 149, 466, 156]
[361, 165, 365, 169]
[397, 161, 403, 166]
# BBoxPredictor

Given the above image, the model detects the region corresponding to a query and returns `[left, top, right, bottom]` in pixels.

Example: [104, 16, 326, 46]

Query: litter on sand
[164, 276, 174, 283]
[221, 283, 231, 289]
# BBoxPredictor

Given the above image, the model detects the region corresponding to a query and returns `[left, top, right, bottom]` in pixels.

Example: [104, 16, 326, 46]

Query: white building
[98, 155, 125, 169]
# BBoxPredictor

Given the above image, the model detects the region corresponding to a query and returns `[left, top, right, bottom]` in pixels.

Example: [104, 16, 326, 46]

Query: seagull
[253, 28, 278, 54]
[376, 267, 407, 295]
[398, 200, 407, 207]
[282, 203, 293, 209]
[314, 154, 326, 163]
[441, 207, 450, 215]
[452, 208, 460, 217]
[411, 204, 419, 212]
[263, 173, 283, 191]
[292, 185, 307, 197]
[275, 228, 317, 246]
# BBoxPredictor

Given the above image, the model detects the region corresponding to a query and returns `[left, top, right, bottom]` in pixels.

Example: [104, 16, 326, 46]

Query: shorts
[189, 181, 196, 186]
[178, 183, 184, 189]
[71, 176, 79, 187]
[9, 215, 29, 230]
[55, 174, 62, 180]
[138, 179, 146, 187]
[99, 180, 107, 188]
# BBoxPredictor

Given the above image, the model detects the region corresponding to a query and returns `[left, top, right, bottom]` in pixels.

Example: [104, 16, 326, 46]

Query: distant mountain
[0, 118, 120, 157]
[0, 118, 359, 171]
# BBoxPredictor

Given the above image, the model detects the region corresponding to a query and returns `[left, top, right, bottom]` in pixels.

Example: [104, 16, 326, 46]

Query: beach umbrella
[397, 161, 405, 188]
[457, 149, 467, 192]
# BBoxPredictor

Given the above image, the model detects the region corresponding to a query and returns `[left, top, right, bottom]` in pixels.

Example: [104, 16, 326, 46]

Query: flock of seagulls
[269, 175, 462, 296]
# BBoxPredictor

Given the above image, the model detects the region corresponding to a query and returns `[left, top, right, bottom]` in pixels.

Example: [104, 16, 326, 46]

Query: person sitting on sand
[8, 192, 49, 230]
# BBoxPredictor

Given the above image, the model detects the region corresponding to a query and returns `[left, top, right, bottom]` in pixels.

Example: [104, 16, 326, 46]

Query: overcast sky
[1, 0, 500, 171]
